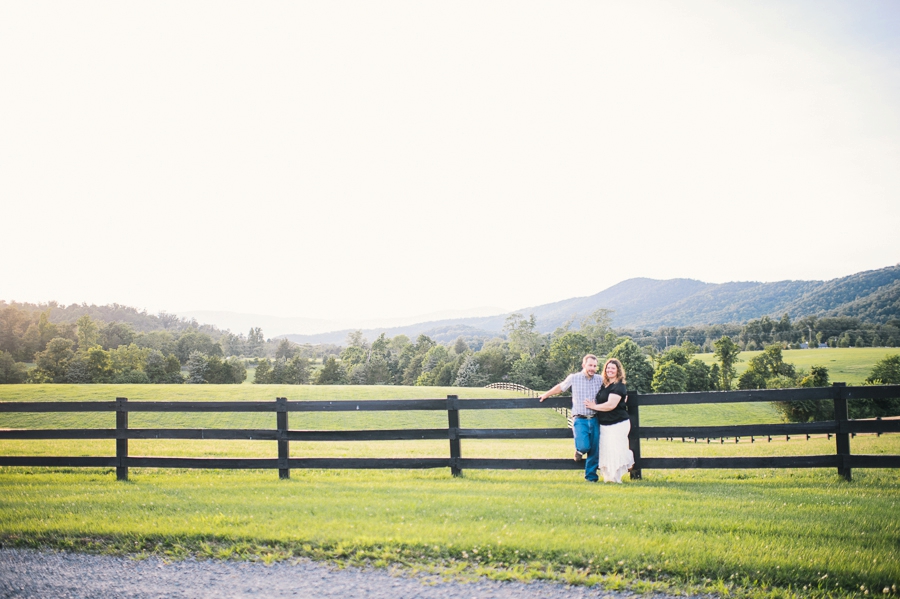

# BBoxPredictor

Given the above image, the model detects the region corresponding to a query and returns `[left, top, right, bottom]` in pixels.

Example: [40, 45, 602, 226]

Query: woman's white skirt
[599, 419, 635, 483]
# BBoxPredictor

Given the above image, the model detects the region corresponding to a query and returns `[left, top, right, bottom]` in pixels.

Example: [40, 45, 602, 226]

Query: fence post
[628, 392, 641, 480]
[833, 382, 851, 481]
[116, 397, 128, 481]
[447, 395, 462, 477]
[276, 397, 289, 480]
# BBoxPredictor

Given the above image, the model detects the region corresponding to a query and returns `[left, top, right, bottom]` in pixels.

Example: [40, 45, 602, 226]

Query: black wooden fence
[0, 383, 898, 481]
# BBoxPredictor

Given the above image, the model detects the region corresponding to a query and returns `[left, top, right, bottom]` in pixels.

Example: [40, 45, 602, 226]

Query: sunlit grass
[0, 467, 897, 599]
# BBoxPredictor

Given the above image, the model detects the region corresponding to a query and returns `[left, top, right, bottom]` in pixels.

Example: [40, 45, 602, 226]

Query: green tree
[548, 332, 592, 382]
[281, 355, 309, 384]
[579, 308, 614, 350]
[134, 330, 177, 355]
[366, 356, 394, 385]
[509, 354, 547, 390]
[454, 354, 487, 387]
[776, 366, 832, 422]
[684, 359, 712, 392]
[111, 369, 150, 384]
[652, 361, 688, 393]
[366, 333, 396, 385]
[773, 313, 793, 343]
[607, 339, 654, 393]
[254, 358, 272, 384]
[737, 345, 797, 390]
[175, 331, 222, 364]
[855, 355, 900, 419]
[84, 346, 113, 382]
[246, 327, 266, 358]
[340, 330, 369, 370]
[204, 355, 247, 384]
[713, 336, 741, 390]
[754, 345, 797, 380]
[799, 365, 830, 388]
[145, 350, 184, 384]
[399, 335, 435, 385]
[866, 355, 900, 384]
[315, 356, 347, 385]
[20, 324, 41, 362]
[0, 351, 27, 384]
[475, 341, 512, 384]
[390, 335, 411, 355]
[736, 368, 767, 390]
[708, 363, 722, 391]
[186, 351, 209, 384]
[108, 344, 149, 376]
[416, 345, 451, 386]
[504, 313, 541, 359]
[659, 345, 692, 367]
[219, 332, 246, 357]
[37, 311, 59, 351]
[75, 315, 100, 350]
[275, 339, 297, 360]
[99, 321, 136, 349]
[33, 337, 75, 382]
[62, 357, 90, 383]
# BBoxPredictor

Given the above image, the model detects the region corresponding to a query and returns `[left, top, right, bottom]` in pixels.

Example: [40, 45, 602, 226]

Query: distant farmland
[693, 347, 898, 385]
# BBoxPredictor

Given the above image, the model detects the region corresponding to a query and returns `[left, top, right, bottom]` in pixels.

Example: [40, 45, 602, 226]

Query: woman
[584, 358, 634, 483]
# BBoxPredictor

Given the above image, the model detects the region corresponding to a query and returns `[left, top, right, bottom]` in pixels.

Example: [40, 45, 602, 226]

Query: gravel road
[0, 549, 688, 599]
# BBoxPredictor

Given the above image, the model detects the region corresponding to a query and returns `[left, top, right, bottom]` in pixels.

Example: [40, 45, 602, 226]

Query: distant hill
[282, 264, 900, 345]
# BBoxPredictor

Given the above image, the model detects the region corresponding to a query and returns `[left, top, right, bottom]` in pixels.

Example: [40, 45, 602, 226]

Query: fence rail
[1, 383, 898, 481]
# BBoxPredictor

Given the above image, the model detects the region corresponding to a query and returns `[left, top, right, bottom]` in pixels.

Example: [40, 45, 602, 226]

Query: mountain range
[281, 264, 900, 345]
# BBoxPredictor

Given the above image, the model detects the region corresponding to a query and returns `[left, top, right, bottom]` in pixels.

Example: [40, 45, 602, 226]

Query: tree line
[623, 314, 900, 353]
[2, 301, 898, 423]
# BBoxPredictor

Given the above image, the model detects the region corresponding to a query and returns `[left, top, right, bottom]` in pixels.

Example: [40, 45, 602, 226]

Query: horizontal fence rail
[0, 384, 898, 481]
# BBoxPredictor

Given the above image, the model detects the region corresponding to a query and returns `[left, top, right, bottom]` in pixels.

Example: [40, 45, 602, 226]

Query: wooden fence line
[1, 383, 898, 481]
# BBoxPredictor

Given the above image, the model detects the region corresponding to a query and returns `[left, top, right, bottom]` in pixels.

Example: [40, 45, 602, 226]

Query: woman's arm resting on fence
[585, 393, 621, 412]
[539, 384, 564, 402]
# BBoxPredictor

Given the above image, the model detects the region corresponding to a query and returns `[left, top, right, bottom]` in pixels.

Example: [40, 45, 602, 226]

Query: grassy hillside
[693, 347, 899, 385]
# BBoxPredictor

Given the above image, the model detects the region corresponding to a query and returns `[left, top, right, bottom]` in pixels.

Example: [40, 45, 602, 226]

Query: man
[539, 354, 603, 482]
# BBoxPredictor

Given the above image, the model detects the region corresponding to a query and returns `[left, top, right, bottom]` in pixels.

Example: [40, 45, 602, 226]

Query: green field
[1, 384, 899, 598]
[0, 384, 782, 459]
[694, 347, 899, 385]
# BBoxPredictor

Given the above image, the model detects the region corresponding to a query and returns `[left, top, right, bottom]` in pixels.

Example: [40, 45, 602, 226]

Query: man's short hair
[582, 354, 598, 365]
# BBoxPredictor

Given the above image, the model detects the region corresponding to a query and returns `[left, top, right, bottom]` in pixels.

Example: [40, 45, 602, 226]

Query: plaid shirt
[559, 371, 604, 417]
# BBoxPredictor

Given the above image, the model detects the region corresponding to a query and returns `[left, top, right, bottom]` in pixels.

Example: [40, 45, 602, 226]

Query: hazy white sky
[2, 0, 899, 324]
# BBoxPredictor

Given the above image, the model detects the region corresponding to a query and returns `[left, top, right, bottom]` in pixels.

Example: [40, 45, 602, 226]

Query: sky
[2, 0, 899, 332]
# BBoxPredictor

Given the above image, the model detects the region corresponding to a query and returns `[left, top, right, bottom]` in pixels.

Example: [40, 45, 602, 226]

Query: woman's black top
[594, 382, 628, 425]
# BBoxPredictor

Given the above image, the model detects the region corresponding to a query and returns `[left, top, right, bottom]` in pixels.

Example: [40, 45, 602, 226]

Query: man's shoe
[574, 451, 585, 461]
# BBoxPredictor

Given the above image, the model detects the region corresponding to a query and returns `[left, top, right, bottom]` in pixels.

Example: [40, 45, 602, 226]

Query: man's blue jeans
[573, 416, 599, 482]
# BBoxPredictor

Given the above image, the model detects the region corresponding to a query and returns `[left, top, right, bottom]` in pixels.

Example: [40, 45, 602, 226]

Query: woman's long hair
[602, 358, 626, 386]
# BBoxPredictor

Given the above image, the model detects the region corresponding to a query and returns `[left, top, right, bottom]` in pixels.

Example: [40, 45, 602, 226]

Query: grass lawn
[693, 348, 900, 385]
[1, 383, 899, 598]
[1, 466, 897, 599]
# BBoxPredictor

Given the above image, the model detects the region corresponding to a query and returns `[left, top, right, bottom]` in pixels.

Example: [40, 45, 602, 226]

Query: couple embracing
[539, 354, 635, 483]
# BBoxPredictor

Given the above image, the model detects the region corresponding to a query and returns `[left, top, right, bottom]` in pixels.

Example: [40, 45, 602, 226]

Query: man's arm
[539, 384, 564, 402]
[585, 393, 622, 412]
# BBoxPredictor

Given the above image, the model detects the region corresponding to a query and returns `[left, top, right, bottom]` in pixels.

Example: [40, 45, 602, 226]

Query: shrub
[0, 351, 27, 384]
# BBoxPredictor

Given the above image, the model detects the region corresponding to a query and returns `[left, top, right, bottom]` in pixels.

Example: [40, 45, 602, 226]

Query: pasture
[1, 384, 898, 599]
[693, 347, 899, 385]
